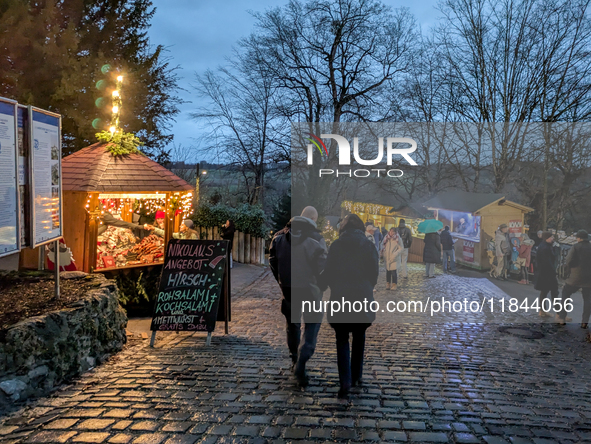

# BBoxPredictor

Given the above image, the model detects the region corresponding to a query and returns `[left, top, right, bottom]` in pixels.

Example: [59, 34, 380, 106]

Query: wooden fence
[197, 227, 266, 265]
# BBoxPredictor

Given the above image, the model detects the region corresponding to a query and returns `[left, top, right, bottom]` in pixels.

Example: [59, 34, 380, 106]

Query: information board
[0, 99, 19, 257]
[30, 107, 62, 247]
[150, 239, 229, 333]
[17, 106, 29, 247]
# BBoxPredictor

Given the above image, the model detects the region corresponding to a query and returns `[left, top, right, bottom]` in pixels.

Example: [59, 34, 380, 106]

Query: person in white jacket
[382, 228, 404, 290]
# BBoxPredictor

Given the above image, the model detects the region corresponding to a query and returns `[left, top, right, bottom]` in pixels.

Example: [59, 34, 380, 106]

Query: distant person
[320, 214, 379, 399]
[373, 225, 382, 251]
[221, 219, 236, 268]
[365, 223, 376, 248]
[455, 217, 467, 235]
[147, 219, 198, 239]
[269, 206, 326, 387]
[397, 219, 413, 279]
[534, 230, 544, 247]
[557, 230, 591, 328]
[494, 224, 510, 280]
[382, 228, 403, 290]
[534, 231, 558, 318]
[381, 227, 387, 238]
[516, 237, 534, 284]
[440, 225, 456, 273]
[423, 230, 441, 278]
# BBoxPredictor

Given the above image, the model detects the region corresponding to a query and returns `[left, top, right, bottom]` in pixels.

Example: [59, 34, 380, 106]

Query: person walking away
[534, 231, 559, 317]
[397, 219, 413, 279]
[516, 237, 534, 284]
[494, 224, 510, 280]
[440, 226, 456, 273]
[319, 214, 379, 399]
[557, 230, 591, 328]
[269, 206, 326, 387]
[373, 224, 383, 252]
[383, 228, 403, 290]
[423, 231, 441, 278]
[221, 219, 236, 268]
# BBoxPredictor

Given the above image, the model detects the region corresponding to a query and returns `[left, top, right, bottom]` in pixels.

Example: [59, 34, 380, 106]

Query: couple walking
[270, 209, 378, 399]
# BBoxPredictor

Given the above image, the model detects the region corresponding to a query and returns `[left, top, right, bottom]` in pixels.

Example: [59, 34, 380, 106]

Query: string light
[110, 74, 123, 133]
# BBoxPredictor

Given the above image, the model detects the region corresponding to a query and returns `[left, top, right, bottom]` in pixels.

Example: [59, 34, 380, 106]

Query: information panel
[151, 239, 228, 332]
[30, 108, 62, 247]
[0, 99, 19, 257]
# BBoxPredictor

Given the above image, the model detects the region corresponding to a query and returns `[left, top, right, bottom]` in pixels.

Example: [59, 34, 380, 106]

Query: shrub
[191, 203, 268, 238]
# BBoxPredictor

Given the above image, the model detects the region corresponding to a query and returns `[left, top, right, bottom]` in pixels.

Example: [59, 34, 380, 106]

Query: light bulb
[112, 106, 119, 113]
[112, 90, 120, 97]
[109, 126, 116, 133]
[117, 75, 123, 82]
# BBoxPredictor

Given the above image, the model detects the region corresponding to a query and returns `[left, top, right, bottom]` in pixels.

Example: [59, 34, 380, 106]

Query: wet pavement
[1, 264, 591, 444]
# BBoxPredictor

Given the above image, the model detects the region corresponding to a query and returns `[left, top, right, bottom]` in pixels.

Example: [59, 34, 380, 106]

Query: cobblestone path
[1, 265, 591, 444]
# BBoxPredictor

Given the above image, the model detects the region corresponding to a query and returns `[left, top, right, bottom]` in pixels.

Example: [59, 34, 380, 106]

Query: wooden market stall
[423, 191, 534, 270]
[60, 142, 194, 273]
[340, 199, 431, 262]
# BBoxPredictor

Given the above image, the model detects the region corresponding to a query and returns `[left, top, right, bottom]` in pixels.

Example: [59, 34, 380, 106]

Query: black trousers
[386, 269, 398, 284]
[332, 324, 370, 391]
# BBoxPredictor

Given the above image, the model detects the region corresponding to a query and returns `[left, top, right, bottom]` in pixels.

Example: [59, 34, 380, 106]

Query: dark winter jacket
[398, 222, 413, 249]
[221, 221, 236, 251]
[269, 217, 327, 293]
[423, 232, 441, 264]
[440, 229, 454, 250]
[565, 240, 591, 288]
[534, 241, 558, 292]
[320, 228, 379, 324]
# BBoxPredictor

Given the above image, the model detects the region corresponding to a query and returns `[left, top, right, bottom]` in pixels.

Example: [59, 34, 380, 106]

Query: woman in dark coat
[221, 219, 236, 268]
[320, 214, 379, 399]
[423, 231, 441, 278]
[534, 231, 558, 317]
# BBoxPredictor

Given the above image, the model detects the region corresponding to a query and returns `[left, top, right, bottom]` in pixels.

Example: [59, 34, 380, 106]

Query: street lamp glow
[201, 170, 207, 175]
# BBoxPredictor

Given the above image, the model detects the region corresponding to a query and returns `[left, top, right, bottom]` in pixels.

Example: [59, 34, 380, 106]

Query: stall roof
[62, 143, 194, 193]
[423, 191, 533, 214]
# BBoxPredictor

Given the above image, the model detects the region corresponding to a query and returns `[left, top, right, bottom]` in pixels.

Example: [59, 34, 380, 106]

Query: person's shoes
[581, 323, 588, 329]
[555, 314, 572, 322]
[337, 387, 350, 400]
[290, 361, 297, 372]
[518, 279, 527, 284]
[391, 283, 397, 290]
[352, 379, 363, 387]
[450, 270, 457, 274]
[386, 283, 391, 290]
[539, 311, 552, 318]
[430, 275, 436, 278]
[294, 370, 309, 388]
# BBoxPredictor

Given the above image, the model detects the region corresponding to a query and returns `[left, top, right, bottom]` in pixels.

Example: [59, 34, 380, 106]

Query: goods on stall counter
[96, 226, 164, 269]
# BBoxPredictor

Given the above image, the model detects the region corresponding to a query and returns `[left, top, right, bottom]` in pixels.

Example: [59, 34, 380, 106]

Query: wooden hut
[423, 191, 534, 270]
[59, 143, 194, 273]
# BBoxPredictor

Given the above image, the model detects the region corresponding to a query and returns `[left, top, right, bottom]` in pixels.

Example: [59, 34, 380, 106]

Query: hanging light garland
[110, 75, 123, 134]
[341, 200, 392, 215]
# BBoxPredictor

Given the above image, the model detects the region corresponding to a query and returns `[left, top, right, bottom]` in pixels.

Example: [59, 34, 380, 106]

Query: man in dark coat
[440, 226, 456, 273]
[319, 214, 379, 399]
[534, 231, 558, 317]
[269, 206, 327, 387]
[558, 230, 591, 328]
[397, 219, 413, 279]
[423, 231, 441, 278]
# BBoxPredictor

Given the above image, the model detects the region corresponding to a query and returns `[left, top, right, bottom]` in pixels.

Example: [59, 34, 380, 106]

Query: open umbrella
[418, 219, 444, 234]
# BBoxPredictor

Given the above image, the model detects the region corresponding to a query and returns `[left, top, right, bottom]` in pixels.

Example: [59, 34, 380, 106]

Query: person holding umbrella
[418, 219, 443, 278]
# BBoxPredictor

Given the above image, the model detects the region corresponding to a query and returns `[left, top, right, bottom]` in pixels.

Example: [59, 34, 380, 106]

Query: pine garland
[96, 130, 144, 156]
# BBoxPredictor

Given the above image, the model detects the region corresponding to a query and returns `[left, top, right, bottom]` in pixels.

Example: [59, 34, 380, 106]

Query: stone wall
[0, 274, 127, 410]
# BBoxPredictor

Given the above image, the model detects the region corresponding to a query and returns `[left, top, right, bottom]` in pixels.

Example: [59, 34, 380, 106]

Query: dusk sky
[148, 0, 439, 161]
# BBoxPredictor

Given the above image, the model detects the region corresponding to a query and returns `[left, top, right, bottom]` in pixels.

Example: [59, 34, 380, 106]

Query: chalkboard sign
[150, 239, 229, 333]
